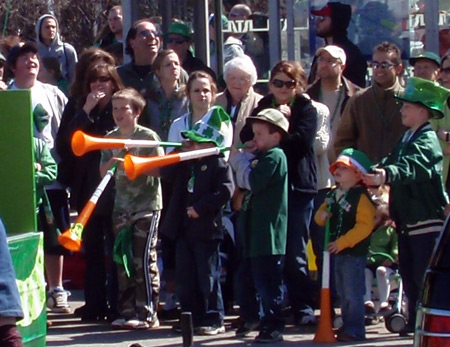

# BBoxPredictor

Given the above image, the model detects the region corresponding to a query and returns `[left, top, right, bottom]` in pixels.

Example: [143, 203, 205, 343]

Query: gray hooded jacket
[36, 14, 78, 83]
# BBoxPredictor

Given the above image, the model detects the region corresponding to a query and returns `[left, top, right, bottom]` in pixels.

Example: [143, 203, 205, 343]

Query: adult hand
[363, 168, 386, 186]
[278, 104, 291, 118]
[83, 91, 106, 115]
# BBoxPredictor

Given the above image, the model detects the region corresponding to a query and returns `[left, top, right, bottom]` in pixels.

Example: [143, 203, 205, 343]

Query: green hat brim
[394, 96, 444, 119]
[394, 77, 450, 119]
[181, 130, 220, 147]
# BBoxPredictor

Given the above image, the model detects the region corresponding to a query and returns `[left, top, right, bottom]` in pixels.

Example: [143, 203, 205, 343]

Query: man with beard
[309, 2, 367, 88]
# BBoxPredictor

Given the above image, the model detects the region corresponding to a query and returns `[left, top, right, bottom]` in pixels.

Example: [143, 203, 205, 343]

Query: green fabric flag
[113, 226, 134, 278]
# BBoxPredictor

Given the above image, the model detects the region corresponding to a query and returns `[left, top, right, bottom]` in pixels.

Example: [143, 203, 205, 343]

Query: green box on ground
[8, 232, 46, 347]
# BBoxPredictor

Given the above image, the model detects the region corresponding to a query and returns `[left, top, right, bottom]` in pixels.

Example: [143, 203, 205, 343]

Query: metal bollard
[181, 311, 194, 347]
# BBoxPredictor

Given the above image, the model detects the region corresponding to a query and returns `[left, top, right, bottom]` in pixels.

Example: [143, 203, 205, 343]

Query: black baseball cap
[7, 42, 38, 67]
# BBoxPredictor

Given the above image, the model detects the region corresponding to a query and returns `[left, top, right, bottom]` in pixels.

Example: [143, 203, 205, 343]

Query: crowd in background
[1, 0, 450, 345]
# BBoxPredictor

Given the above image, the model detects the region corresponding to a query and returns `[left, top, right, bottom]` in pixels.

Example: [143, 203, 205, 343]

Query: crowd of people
[1, 1, 450, 345]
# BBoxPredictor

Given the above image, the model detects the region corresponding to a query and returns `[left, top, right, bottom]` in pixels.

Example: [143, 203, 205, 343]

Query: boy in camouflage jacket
[100, 88, 163, 330]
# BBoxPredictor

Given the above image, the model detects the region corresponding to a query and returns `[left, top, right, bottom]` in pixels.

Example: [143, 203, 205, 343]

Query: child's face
[112, 98, 139, 131]
[252, 122, 280, 152]
[333, 163, 361, 186]
[400, 101, 429, 129]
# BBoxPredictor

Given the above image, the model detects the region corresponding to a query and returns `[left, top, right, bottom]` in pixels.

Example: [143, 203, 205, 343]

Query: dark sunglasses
[272, 79, 296, 89]
[91, 76, 111, 83]
[138, 29, 160, 39]
[369, 61, 396, 69]
[166, 37, 187, 45]
[442, 67, 450, 75]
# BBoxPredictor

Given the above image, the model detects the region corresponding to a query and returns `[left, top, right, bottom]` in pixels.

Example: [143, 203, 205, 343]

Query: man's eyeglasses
[166, 37, 187, 45]
[441, 67, 450, 75]
[271, 79, 297, 89]
[138, 29, 160, 39]
[370, 61, 396, 69]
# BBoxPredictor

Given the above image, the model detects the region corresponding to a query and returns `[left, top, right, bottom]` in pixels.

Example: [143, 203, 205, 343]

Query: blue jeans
[175, 236, 224, 327]
[333, 254, 366, 339]
[0, 219, 23, 319]
[236, 256, 285, 332]
[284, 190, 316, 314]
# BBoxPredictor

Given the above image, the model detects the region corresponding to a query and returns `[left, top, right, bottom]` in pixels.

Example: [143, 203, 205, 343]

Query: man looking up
[7, 42, 70, 314]
[310, 2, 367, 88]
[118, 18, 161, 96]
[334, 42, 405, 163]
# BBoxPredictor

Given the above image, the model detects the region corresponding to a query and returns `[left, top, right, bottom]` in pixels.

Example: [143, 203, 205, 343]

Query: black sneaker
[254, 329, 283, 343]
[235, 321, 259, 337]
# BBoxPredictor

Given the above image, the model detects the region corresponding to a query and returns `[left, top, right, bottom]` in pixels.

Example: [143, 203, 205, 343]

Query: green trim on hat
[330, 148, 373, 175]
[181, 106, 231, 147]
[409, 51, 441, 67]
[395, 77, 450, 119]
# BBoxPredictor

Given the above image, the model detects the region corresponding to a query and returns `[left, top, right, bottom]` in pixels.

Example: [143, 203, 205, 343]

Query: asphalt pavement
[45, 290, 414, 347]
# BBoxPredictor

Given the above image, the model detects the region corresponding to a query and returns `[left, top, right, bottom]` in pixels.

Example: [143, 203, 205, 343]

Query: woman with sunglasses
[64, 63, 125, 322]
[241, 60, 319, 325]
[146, 49, 189, 141]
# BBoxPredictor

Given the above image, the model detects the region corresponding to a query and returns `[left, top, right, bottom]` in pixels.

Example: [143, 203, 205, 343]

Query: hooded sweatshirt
[309, 2, 367, 88]
[36, 14, 78, 83]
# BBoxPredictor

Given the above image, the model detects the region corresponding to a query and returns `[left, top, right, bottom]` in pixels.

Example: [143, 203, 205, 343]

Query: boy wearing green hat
[315, 147, 376, 342]
[229, 108, 289, 343]
[158, 107, 234, 335]
[364, 77, 450, 336]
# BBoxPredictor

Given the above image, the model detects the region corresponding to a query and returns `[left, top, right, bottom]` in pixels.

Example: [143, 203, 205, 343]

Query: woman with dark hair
[56, 48, 117, 187]
[241, 60, 319, 326]
[59, 62, 124, 321]
[146, 49, 188, 140]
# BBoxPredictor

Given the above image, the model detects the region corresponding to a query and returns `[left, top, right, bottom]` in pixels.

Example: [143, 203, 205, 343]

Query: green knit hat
[395, 77, 450, 119]
[329, 148, 373, 175]
[182, 106, 231, 147]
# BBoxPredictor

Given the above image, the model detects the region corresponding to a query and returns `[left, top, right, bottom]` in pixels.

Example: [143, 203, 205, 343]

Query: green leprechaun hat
[329, 148, 373, 175]
[395, 77, 450, 119]
[181, 106, 231, 147]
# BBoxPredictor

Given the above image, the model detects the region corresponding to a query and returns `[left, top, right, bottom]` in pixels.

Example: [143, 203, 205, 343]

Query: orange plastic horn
[71, 130, 126, 156]
[124, 147, 222, 180]
[124, 153, 181, 180]
[71, 130, 183, 156]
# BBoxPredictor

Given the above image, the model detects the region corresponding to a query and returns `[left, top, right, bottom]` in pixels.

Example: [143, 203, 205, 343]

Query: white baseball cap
[316, 45, 346, 65]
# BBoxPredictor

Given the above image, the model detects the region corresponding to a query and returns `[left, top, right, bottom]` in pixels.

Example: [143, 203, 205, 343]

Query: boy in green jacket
[364, 77, 450, 336]
[229, 108, 289, 343]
